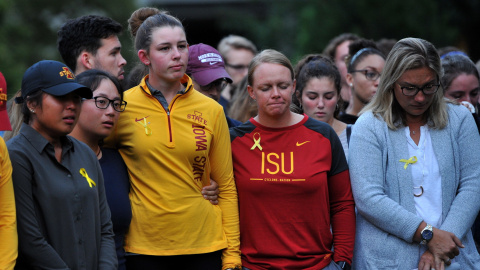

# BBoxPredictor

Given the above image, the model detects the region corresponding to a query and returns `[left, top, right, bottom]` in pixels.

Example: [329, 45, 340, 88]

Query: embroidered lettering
[192, 124, 207, 151]
[187, 111, 208, 125]
[59, 67, 75, 79]
[193, 156, 207, 182]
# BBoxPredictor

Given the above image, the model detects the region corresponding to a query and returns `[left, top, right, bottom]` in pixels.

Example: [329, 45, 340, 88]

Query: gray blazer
[349, 104, 480, 269]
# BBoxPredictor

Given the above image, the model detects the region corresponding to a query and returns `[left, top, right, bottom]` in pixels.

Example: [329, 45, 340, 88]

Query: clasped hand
[418, 228, 463, 270]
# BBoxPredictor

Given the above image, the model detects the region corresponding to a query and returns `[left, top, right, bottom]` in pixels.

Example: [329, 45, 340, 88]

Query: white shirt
[406, 125, 443, 266]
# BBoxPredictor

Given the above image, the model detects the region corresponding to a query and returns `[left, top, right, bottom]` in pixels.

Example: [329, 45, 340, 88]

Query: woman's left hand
[428, 228, 462, 270]
[418, 250, 436, 270]
[202, 179, 219, 205]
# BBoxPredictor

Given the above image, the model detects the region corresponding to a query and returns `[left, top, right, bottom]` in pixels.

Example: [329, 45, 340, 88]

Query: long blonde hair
[4, 90, 23, 141]
[362, 37, 448, 130]
[228, 76, 257, 123]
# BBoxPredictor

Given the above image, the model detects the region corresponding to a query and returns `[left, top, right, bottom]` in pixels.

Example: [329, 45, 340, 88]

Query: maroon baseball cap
[0, 72, 12, 131]
[186, 43, 232, 86]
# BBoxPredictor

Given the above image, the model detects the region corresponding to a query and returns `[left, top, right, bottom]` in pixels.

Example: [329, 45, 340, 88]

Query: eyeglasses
[200, 79, 228, 93]
[351, 69, 381, 81]
[83, 96, 127, 112]
[398, 83, 440, 97]
[225, 63, 249, 71]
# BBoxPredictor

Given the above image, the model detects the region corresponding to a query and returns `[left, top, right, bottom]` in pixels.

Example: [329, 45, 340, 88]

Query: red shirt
[230, 115, 355, 270]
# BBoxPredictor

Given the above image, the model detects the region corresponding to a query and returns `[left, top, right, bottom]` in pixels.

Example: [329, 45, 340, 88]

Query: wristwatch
[420, 224, 434, 245]
[336, 261, 351, 270]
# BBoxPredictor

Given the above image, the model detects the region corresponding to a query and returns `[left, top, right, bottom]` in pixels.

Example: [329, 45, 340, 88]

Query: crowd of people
[1, 6, 480, 270]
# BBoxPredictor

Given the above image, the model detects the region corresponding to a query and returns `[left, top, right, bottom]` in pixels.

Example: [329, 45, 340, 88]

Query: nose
[119, 54, 127, 67]
[317, 97, 325, 108]
[414, 90, 426, 102]
[373, 77, 380, 87]
[172, 46, 181, 59]
[271, 86, 281, 98]
[105, 102, 116, 116]
[65, 99, 79, 112]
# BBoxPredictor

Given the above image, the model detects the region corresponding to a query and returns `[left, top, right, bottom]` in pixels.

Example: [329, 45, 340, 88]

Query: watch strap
[336, 261, 351, 270]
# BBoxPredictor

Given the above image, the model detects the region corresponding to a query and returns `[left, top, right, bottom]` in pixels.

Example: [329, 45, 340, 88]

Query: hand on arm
[414, 222, 463, 270]
[202, 178, 219, 205]
[418, 250, 435, 270]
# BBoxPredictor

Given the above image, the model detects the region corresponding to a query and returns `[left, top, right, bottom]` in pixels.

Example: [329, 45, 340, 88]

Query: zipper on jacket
[167, 96, 181, 143]
[141, 84, 187, 144]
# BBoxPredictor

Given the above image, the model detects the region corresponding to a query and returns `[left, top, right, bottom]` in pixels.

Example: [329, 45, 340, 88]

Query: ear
[80, 52, 94, 70]
[346, 73, 354, 87]
[295, 91, 302, 106]
[26, 97, 38, 111]
[138, 49, 150, 65]
[292, 79, 297, 94]
[247, 85, 255, 100]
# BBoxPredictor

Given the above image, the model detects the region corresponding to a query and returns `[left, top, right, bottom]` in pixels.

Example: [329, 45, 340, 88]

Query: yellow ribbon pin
[399, 156, 417, 170]
[79, 168, 96, 188]
[137, 118, 152, 136]
[250, 132, 263, 151]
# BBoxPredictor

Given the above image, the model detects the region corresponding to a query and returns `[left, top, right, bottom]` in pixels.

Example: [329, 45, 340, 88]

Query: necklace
[413, 184, 424, 197]
[413, 148, 426, 197]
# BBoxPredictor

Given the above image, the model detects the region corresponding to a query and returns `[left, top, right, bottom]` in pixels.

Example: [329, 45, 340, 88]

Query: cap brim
[0, 109, 12, 131]
[43, 82, 92, 99]
[192, 68, 233, 86]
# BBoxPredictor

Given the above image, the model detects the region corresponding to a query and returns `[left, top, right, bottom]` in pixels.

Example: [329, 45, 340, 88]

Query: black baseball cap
[15, 60, 92, 104]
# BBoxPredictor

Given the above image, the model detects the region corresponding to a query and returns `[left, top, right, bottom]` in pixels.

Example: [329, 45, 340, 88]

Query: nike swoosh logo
[135, 116, 149, 122]
[296, 141, 310, 146]
[209, 62, 218, 65]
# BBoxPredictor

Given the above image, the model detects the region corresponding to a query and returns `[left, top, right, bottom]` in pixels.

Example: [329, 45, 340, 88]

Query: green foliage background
[1, 0, 479, 96]
[216, 0, 478, 65]
[0, 0, 136, 93]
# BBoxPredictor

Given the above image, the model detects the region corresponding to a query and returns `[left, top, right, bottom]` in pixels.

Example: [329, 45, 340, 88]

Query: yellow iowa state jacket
[0, 137, 17, 270]
[105, 74, 240, 269]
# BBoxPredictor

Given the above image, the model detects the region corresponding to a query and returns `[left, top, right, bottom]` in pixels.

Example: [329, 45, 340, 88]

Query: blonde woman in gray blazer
[349, 38, 480, 270]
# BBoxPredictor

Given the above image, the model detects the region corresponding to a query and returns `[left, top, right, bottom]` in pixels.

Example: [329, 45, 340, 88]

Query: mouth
[63, 116, 76, 124]
[269, 101, 285, 106]
[170, 64, 184, 71]
[102, 120, 115, 128]
[118, 70, 125, 80]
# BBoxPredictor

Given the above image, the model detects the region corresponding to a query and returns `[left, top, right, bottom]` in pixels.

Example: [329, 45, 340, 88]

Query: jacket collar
[139, 74, 194, 96]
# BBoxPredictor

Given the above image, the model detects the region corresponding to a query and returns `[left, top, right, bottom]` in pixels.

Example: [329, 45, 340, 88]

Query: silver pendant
[413, 185, 424, 197]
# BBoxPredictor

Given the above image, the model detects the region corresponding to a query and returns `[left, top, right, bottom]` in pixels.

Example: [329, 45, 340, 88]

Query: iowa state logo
[59, 67, 75, 79]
